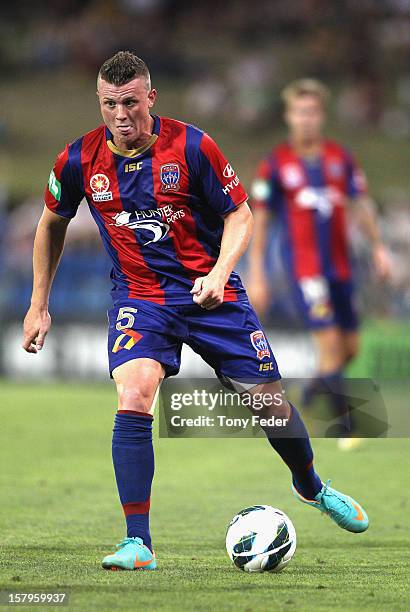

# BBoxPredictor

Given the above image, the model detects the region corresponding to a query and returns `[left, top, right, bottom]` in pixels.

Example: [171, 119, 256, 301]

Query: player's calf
[245, 382, 323, 501]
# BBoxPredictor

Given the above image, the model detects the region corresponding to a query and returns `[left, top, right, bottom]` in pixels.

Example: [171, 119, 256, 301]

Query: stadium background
[0, 3, 409, 610]
[1, 0, 410, 380]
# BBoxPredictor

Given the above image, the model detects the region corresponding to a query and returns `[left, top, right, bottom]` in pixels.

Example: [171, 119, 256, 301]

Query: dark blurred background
[0, 0, 409, 378]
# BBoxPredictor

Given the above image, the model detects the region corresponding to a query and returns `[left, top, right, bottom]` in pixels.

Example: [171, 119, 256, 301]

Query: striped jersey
[45, 115, 248, 305]
[251, 140, 367, 281]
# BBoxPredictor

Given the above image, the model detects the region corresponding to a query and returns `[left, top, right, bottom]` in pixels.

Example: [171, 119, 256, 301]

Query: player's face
[285, 95, 325, 142]
[97, 76, 157, 148]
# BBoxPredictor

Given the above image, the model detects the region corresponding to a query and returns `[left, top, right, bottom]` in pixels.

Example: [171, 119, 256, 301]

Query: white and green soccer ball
[226, 505, 296, 573]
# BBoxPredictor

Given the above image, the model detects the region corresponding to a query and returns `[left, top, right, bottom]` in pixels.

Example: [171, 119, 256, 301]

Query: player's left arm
[345, 151, 392, 280]
[191, 201, 253, 310]
[353, 194, 391, 280]
[188, 130, 251, 309]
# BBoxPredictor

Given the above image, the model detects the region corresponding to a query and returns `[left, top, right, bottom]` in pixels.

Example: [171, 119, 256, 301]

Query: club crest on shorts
[250, 330, 271, 360]
[160, 163, 180, 191]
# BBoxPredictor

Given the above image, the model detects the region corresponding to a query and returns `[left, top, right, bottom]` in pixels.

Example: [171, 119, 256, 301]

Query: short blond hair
[281, 78, 330, 107]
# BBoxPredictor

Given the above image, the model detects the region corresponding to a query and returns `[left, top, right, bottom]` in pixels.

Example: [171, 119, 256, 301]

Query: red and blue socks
[264, 403, 322, 500]
[112, 404, 321, 545]
[112, 410, 154, 552]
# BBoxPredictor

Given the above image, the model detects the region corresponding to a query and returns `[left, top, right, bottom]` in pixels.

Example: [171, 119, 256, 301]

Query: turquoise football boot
[292, 479, 369, 533]
[102, 537, 157, 570]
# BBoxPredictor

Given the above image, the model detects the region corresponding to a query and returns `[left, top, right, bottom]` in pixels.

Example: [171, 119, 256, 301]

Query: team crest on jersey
[326, 160, 343, 179]
[250, 330, 271, 360]
[90, 173, 113, 202]
[160, 163, 180, 191]
[281, 164, 304, 189]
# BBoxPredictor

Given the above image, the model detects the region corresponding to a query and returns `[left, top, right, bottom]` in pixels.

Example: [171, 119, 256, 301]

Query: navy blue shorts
[293, 276, 359, 331]
[291, 276, 359, 331]
[107, 299, 281, 386]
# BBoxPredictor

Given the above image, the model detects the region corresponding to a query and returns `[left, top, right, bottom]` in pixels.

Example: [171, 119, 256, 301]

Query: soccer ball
[226, 505, 296, 573]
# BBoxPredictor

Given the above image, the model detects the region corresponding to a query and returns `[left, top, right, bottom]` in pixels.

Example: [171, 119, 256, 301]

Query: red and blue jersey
[45, 115, 248, 305]
[251, 140, 367, 281]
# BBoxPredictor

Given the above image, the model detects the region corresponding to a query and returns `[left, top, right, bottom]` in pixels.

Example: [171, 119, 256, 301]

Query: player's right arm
[23, 208, 71, 353]
[247, 158, 276, 317]
[23, 143, 84, 353]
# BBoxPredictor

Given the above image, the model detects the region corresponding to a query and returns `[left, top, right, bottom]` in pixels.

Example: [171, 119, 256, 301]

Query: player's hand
[190, 270, 226, 310]
[22, 306, 51, 353]
[372, 243, 392, 281]
[247, 278, 271, 317]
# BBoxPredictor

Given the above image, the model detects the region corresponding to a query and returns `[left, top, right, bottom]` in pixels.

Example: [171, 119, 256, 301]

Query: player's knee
[344, 336, 360, 363]
[117, 384, 155, 413]
[247, 382, 290, 418]
[318, 329, 345, 370]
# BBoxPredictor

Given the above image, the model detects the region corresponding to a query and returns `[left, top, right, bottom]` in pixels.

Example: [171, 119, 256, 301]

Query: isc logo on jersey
[90, 173, 113, 202]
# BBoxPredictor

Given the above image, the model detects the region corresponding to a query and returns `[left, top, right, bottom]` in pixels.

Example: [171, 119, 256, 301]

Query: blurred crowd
[0, 0, 409, 133]
[0, 0, 409, 324]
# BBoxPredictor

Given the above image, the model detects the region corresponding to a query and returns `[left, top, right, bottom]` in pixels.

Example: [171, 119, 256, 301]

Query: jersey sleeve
[189, 131, 248, 216]
[44, 144, 84, 219]
[250, 156, 279, 212]
[345, 151, 368, 199]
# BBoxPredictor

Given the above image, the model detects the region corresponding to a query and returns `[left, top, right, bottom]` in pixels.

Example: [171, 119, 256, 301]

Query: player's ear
[148, 88, 157, 108]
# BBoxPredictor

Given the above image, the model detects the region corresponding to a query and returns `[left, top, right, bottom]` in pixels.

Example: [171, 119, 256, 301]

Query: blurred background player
[247, 79, 391, 449]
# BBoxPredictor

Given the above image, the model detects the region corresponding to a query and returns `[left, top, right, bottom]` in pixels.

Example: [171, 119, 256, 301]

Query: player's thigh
[185, 300, 281, 388]
[107, 300, 184, 413]
[112, 357, 164, 414]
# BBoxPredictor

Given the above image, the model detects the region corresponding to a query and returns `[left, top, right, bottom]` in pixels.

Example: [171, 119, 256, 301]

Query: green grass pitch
[0, 382, 409, 611]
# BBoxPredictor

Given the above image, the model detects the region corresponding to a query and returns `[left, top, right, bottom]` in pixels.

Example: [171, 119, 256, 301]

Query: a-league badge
[160, 163, 180, 191]
[90, 173, 113, 202]
[250, 330, 271, 360]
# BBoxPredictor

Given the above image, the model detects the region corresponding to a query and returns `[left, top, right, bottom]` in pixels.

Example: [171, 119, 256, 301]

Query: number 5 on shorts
[115, 307, 138, 331]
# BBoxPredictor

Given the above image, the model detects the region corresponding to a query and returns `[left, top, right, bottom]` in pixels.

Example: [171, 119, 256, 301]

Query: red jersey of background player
[251, 140, 367, 281]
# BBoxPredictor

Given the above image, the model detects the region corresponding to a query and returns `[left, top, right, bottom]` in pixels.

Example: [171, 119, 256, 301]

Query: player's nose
[115, 104, 127, 121]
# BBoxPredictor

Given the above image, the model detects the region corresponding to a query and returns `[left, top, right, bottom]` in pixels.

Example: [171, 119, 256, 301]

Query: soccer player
[248, 79, 391, 449]
[23, 54, 369, 572]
